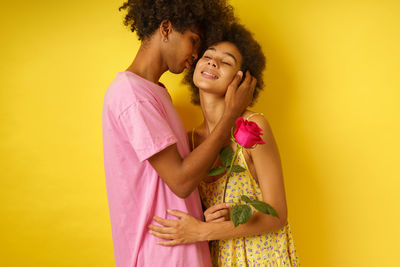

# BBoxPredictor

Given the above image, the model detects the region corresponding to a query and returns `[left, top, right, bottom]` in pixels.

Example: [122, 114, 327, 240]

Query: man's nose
[191, 50, 198, 62]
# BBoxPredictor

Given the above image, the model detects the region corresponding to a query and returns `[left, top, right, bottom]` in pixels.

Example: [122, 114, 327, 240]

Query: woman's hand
[204, 203, 231, 223]
[148, 209, 207, 246]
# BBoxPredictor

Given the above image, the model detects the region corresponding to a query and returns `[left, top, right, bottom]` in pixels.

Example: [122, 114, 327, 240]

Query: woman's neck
[126, 38, 167, 84]
[199, 91, 226, 135]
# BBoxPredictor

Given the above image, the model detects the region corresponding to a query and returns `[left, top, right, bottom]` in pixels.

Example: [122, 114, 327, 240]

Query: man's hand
[204, 203, 231, 223]
[224, 70, 257, 119]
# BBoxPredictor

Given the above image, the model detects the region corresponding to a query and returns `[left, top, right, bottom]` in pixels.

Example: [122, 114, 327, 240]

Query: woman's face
[193, 42, 243, 96]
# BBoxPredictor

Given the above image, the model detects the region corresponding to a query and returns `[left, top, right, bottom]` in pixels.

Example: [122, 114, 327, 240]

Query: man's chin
[169, 66, 185, 74]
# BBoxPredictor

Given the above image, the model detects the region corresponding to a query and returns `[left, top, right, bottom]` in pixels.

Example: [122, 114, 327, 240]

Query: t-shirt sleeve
[117, 100, 177, 162]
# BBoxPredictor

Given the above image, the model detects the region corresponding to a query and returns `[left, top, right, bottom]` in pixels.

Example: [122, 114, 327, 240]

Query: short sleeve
[118, 100, 177, 162]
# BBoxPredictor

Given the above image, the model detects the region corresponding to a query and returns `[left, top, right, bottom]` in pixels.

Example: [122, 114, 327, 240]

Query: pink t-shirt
[102, 71, 211, 267]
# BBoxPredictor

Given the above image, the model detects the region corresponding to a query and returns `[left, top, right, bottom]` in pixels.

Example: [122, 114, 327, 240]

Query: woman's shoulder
[241, 110, 274, 142]
[242, 110, 268, 125]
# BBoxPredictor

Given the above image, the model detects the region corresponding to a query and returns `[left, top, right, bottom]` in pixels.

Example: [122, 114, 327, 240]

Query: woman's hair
[119, 0, 235, 50]
[184, 23, 266, 106]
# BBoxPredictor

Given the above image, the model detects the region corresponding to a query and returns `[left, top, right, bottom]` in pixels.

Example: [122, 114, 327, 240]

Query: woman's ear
[159, 20, 173, 42]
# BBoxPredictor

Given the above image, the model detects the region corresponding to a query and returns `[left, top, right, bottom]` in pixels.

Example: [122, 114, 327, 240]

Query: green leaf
[220, 146, 234, 168]
[231, 165, 246, 173]
[208, 166, 226, 176]
[232, 204, 252, 227]
[249, 200, 279, 218]
[240, 195, 252, 203]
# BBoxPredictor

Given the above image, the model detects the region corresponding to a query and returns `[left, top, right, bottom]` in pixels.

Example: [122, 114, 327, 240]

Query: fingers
[241, 70, 252, 87]
[167, 209, 187, 218]
[204, 203, 230, 217]
[148, 211, 194, 247]
[148, 224, 175, 234]
[209, 217, 227, 223]
[233, 71, 244, 87]
[157, 240, 180, 246]
[204, 203, 230, 222]
[153, 209, 187, 226]
[148, 223, 183, 247]
[149, 229, 174, 240]
[237, 71, 256, 106]
[249, 74, 257, 97]
[153, 216, 177, 227]
[205, 208, 230, 222]
[148, 224, 177, 243]
[238, 71, 255, 92]
[227, 71, 243, 92]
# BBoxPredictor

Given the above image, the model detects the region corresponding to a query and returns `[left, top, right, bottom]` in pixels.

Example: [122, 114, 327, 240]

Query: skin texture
[127, 20, 201, 83]
[128, 23, 257, 198]
[159, 21, 201, 74]
[185, 23, 266, 107]
[148, 42, 288, 245]
[194, 42, 243, 96]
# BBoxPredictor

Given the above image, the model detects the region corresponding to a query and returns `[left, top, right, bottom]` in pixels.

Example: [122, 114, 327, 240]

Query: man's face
[165, 29, 201, 74]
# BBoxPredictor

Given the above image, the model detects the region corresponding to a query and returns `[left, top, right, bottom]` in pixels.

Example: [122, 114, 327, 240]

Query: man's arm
[148, 71, 256, 198]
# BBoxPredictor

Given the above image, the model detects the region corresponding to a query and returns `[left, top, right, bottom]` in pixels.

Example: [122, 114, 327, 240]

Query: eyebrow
[206, 47, 237, 63]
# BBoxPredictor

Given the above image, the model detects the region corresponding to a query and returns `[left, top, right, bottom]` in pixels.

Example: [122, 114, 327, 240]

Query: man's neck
[126, 38, 167, 84]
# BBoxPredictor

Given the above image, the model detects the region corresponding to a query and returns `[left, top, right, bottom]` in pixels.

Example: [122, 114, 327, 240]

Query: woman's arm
[149, 116, 288, 245]
[247, 115, 288, 226]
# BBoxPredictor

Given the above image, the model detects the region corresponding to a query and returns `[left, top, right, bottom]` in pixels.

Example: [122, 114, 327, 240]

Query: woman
[149, 23, 299, 266]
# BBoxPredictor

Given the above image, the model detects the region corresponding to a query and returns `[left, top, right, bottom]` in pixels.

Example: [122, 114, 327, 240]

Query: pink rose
[233, 117, 266, 148]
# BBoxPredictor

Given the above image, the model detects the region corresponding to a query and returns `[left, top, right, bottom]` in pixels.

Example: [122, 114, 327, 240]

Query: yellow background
[1, 0, 399, 266]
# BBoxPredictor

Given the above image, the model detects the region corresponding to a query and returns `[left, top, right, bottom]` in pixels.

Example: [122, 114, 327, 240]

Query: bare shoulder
[241, 111, 281, 164]
[242, 110, 273, 138]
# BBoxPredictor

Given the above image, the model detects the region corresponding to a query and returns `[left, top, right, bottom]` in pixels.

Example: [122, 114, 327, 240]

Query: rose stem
[222, 144, 240, 203]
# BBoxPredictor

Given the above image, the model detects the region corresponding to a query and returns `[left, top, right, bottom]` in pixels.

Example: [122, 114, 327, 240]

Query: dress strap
[191, 128, 196, 151]
[245, 112, 264, 121]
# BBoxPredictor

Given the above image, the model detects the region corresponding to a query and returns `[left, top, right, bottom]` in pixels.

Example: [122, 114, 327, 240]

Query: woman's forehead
[206, 42, 242, 63]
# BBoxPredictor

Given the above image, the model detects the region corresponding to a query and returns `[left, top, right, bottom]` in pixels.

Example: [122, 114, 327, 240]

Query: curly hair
[119, 0, 235, 51]
[184, 23, 266, 107]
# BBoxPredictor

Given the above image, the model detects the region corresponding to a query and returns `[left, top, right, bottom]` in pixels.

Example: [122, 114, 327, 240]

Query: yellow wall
[1, 0, 399, 266]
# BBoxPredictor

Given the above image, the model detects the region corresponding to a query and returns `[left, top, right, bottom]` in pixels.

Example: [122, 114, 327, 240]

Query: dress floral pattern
[198, 148, 299, 267]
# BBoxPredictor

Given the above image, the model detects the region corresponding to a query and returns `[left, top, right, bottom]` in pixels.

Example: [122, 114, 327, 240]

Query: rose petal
[233, 117, 266, 147]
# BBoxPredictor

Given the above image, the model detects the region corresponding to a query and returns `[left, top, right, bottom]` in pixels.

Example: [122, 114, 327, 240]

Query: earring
[163, 38, 168, 42]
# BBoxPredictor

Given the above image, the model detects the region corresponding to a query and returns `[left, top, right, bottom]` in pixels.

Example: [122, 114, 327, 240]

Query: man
[102, 1, 257, 266]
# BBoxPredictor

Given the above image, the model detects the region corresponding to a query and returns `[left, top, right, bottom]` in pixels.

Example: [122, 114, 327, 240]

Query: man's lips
[185, 60, 193, 69]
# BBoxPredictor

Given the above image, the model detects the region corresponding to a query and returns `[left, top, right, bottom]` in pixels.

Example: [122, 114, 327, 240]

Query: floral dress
[198, 147, 299, 266]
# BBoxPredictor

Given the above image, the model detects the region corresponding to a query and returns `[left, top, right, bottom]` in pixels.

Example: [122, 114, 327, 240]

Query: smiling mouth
[201, 71, 218, 79]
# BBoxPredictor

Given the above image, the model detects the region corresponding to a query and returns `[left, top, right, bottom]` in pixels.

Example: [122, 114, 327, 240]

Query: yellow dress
[198, 147, 299, 266]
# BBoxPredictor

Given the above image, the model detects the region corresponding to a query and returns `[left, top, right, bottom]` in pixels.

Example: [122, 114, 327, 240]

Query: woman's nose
[207, 61, 217, 67]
